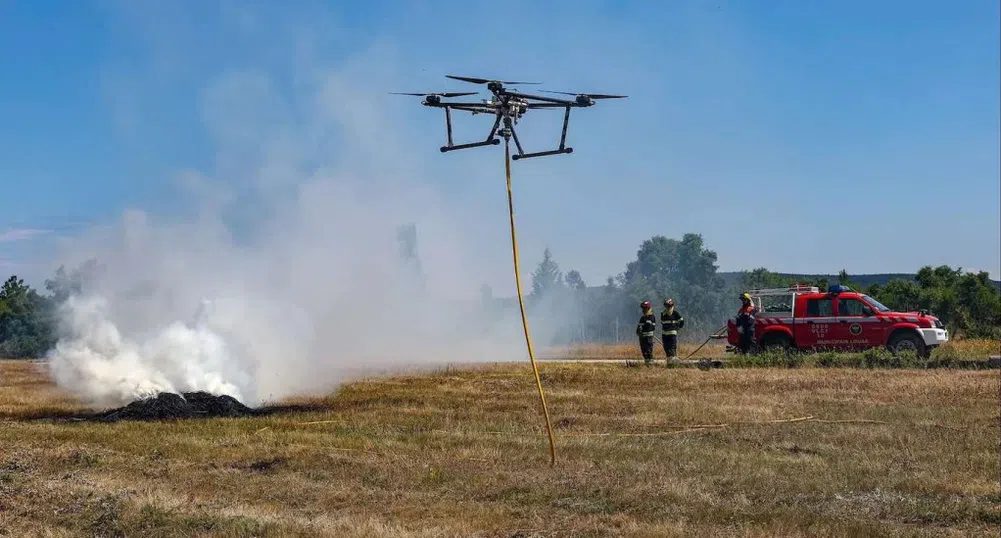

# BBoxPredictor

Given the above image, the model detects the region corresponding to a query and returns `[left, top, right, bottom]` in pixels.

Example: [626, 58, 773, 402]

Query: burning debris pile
[100, 391, 257, 422]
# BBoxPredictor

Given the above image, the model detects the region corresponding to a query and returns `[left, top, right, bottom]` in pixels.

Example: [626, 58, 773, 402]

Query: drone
[392, 75, 626, 160]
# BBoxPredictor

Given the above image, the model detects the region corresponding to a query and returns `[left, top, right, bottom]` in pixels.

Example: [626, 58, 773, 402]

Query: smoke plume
[41, 33, 534, 408]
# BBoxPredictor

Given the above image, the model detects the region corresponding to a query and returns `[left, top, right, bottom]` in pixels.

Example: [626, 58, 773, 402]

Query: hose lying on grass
[470, 415, 972, 438]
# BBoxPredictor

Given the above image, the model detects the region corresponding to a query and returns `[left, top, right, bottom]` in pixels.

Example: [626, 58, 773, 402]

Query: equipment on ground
[684, 326, 728, 361]
[393, 75, 626, 160]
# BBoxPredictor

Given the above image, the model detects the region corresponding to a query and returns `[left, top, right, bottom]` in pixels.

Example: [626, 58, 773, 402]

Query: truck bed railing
[744, 285, 819, 297]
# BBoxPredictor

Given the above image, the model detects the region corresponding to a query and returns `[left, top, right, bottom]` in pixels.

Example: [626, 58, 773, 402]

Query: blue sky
[1, 0, 999, 290]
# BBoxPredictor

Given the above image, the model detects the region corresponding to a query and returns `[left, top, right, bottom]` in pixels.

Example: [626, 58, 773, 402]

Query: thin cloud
[0, 228, 49, 243]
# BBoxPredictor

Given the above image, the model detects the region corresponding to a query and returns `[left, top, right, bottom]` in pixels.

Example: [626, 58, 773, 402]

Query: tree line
[497, 233, 1001, 345]
[2, 232, 999, 357]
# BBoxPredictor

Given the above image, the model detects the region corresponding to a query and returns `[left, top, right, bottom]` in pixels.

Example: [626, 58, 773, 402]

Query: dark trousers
[662, 334, 678, 358]
[639, 336, 655, 362]
[738, 326, 753, 353]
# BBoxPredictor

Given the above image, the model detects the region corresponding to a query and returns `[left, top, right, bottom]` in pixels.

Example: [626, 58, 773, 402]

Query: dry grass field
[541, 342, 729, 360]
[1, 349, 998, 537]
[541, 338, 999, 361]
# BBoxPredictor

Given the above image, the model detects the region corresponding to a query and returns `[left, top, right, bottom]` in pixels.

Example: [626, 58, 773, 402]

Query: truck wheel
[760, 333, 793, 353]
[887, 331, 928, 359]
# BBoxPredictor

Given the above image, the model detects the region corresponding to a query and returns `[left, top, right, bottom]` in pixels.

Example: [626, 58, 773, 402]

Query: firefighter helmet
[641, 301, 652, 310]
[741, 292, 752, 301]
[664, 298, 675, 307]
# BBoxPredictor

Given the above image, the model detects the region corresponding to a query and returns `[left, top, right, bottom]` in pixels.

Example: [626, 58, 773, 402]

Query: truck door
[794, 296, 836, 350]
[833, 296, 883, 350]
[832, 296, 888, 346]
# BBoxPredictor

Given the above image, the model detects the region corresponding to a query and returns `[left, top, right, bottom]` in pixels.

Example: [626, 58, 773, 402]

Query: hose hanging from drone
[504, 137, 557, 466]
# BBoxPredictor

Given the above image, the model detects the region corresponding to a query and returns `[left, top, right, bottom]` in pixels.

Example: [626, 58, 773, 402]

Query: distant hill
[718, 272, 1001, 292]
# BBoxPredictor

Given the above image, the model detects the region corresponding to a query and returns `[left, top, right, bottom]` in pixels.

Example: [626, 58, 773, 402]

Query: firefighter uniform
[636, 301, 657, 365]
[736, 293, 757, 354]
[660, 299, 684, 360]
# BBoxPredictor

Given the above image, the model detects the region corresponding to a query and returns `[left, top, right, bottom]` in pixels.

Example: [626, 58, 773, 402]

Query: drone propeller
[390, 91, 479, 97]
[540, 90, 627, 99]
[446, 75, 541, 85]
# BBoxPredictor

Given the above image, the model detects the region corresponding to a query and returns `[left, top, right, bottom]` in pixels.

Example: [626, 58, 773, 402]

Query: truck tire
[760, 333, 793, 353]
[887, 331, 928, 359]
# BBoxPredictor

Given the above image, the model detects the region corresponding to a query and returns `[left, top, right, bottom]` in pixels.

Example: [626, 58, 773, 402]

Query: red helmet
[641, 301, 652, 310]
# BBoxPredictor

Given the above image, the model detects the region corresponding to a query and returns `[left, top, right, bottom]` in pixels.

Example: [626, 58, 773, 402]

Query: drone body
[392, 75, 626, 160]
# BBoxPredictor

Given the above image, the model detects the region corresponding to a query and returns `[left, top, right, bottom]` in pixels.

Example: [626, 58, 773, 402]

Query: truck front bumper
[918, 328, 949, 347]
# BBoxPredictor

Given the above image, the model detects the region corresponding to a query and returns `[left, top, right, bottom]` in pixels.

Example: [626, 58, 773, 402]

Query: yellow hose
[504, 139, 557, 466]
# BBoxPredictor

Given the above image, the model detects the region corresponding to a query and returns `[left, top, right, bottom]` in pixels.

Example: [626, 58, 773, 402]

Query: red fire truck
[725, 285, 949, 358]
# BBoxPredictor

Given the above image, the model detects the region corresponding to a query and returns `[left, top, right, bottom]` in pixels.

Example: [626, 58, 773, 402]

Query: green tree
[598, 276, 631, 342]
[834, 269, 867, 293]
[559, 270, 587, 343]
[564, 270, 586, 291]
[45, 258, 100, 304]
[0, 275, 55, 358]
[867, 265, 1001, 339]
[915, 265, 962, 290]
[620, 233, 728, 337]
[530, 248, 564, 299]
[740, 268, 793, 290]
[396, 223, 425, 289]
[868, 280, 922, 311]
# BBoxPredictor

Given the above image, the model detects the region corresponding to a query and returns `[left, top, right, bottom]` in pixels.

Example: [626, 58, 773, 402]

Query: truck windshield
[861, 295, 891, 312]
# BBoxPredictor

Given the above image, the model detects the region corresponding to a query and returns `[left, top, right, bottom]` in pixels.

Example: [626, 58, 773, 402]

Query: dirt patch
[233, 457, 287, 473]
[783, 444, 820, 456]
[554, 417, 578, 429]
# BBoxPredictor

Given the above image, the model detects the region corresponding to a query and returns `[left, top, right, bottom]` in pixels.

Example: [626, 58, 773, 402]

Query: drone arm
[450, 106, 495, 114]
[504, 90, 573, 105]
[425, 101, 490, 108]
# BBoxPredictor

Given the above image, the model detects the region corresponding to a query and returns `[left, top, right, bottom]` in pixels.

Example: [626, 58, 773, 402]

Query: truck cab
[726, 285, 948, 358]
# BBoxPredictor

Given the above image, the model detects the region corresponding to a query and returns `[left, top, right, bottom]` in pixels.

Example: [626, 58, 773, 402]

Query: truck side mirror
[862, 306, 874, 316]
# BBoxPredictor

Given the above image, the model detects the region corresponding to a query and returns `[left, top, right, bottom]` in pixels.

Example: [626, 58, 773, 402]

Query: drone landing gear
[511, 148, 573, 161]
[440, 107, 502, 153]
[434, 100, 577, 160]
[440, 138, 500, 152]
[508, 105, 573, 161]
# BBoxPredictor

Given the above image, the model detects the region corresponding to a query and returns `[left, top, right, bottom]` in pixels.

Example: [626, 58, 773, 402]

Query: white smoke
[39, 16, 539, 408]
[43, 164, 532, 407]
[48, 295, 249, 407]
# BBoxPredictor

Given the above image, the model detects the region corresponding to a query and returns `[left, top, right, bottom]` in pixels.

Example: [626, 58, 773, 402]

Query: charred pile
[100, 391, 257, 422]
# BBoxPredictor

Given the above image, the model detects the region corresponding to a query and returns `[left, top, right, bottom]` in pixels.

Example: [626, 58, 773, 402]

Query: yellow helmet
[741, 292, 752, 301]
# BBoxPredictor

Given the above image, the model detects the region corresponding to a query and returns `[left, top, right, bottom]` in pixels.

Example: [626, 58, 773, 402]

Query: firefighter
[736, 292, 757, 354]
[660, 298, 684, 362]
[635, 301, 657, 366]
